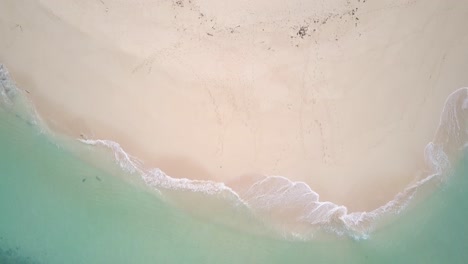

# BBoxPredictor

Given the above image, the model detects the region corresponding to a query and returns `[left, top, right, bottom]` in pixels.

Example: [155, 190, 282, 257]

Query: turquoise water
[1, 95, 468, 263]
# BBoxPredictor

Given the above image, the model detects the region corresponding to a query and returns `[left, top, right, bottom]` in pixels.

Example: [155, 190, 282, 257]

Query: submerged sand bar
[1, 0, 468, 211]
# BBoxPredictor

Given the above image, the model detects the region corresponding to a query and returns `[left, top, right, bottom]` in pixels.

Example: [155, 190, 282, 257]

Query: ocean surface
[1, 64, 468, 263]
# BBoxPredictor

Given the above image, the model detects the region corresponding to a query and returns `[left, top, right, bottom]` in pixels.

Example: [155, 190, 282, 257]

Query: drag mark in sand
[96, 0, 109, 12]
[205, 86, 222, 126]
[204, 85, 225, 156]
[132, 54, 157, 74]
[9, 24, 23, 32]
[298, 41, 317, 156]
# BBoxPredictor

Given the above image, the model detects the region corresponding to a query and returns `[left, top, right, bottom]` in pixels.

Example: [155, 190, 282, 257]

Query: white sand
[1, 0, 468, 211]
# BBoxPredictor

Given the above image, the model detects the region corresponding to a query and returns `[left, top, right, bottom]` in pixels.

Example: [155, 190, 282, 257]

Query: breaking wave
[1, 64, 467, 240]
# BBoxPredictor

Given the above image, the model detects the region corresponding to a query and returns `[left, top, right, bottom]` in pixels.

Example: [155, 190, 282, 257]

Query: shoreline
[1, 0, 468, 214]
[2, 64, 468, 240]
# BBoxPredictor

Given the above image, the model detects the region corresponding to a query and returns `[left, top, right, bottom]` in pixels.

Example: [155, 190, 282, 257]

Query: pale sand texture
[1, 0, 468, 211]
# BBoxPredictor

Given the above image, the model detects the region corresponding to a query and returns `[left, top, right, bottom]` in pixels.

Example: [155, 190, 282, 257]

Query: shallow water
[1, 84, 468, 263]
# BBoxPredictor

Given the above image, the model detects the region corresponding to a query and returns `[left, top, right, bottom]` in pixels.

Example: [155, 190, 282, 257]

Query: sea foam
[1, 63, 466, 240]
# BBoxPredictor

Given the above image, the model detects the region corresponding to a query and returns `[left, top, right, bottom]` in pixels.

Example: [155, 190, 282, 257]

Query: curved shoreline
[2, 0, 468, 241]
[74, 88, 468, 239]
[3, 0, 468, 213]
[3, 63, 466, 239]
[76, 87, 467, 239]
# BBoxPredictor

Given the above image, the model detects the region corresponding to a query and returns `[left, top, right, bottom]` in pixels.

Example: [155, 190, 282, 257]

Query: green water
[1, 108, 468, 264]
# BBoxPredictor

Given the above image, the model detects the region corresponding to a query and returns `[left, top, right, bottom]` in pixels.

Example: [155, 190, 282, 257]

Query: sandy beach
[1, 0, 468, 212]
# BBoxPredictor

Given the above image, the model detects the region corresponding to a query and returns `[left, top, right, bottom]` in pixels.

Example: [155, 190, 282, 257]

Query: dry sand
[1, 0, 468, 211]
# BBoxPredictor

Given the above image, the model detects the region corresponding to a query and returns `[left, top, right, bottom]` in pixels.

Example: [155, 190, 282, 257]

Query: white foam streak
[78, 139, 246, 206]
[0, 65, 45, 132]
[78, 139, 143, 174]
[0, 65, 19, 107]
